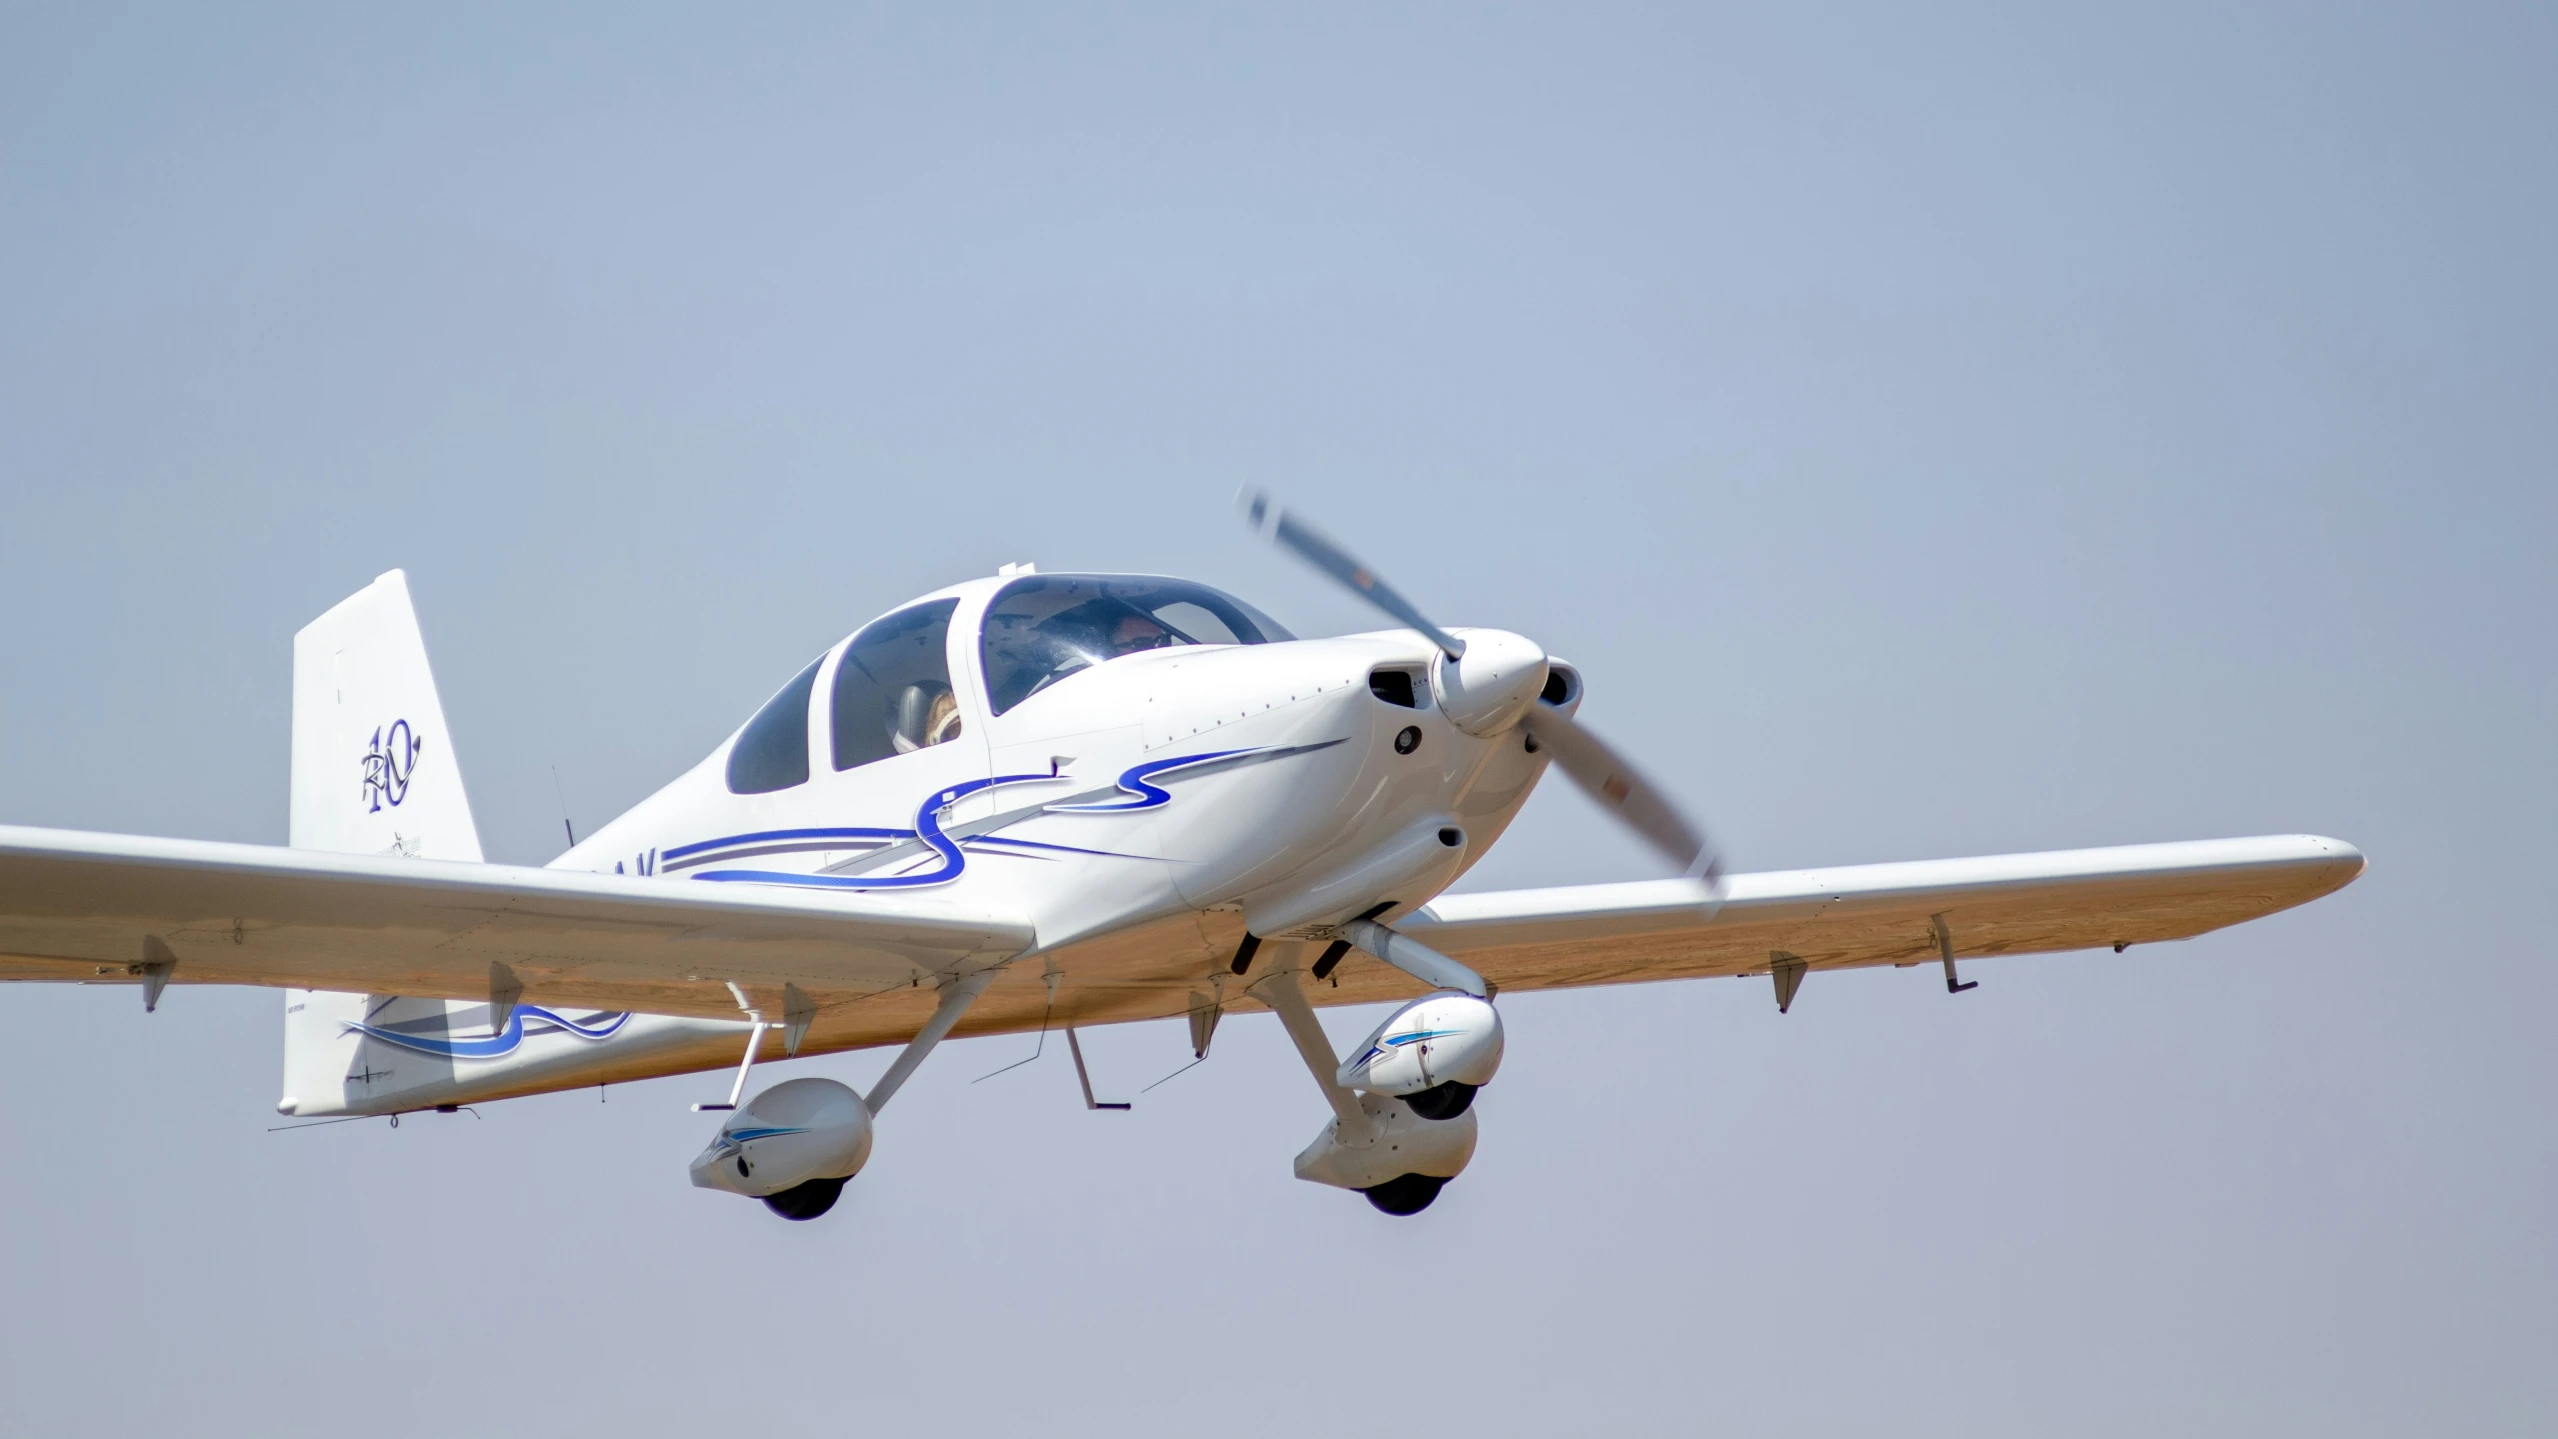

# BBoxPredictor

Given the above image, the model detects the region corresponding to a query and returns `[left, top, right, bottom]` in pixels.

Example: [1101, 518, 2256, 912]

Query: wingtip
[2313, 835, 2368, 882]
[2264, 834, 2367, 899]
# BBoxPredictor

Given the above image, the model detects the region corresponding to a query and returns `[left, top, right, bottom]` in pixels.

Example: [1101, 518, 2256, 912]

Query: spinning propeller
[1243, 491, 1721, 886]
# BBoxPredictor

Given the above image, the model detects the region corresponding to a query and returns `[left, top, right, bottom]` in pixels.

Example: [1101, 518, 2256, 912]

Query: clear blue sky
[2, 5, 2550, 1434]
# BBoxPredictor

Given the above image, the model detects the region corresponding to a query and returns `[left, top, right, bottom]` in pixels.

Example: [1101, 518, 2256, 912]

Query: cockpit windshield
[979, 574, 1293, 716]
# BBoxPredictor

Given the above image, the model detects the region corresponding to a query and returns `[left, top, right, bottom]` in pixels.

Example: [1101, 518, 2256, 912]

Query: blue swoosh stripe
[963, 835, 1154, 860]
[663, 826, 916, 862]
[343, 1005, 633, 1061]
[696, 772, 1066, 891]
[672, 740, 1344, 892]
[1047, 748, 1262, 813]
[1351, 1029, 1471, 1068]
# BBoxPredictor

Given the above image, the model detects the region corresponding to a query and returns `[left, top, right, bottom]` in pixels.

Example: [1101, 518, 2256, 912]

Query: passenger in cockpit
[893, 680, 962, 753]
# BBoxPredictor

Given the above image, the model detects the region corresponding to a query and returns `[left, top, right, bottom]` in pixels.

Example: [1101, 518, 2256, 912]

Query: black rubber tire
[761, 1175, 848, 1221]
[1362, 1172, 1448, 1215]
[1403, 1081, 1478, 1120]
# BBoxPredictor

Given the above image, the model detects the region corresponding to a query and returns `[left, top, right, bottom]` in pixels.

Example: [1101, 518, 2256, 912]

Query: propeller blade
[1519, 705, 1721, 883]
[1241, 490, 1467, 660]
[1237, 491, 1723, 883]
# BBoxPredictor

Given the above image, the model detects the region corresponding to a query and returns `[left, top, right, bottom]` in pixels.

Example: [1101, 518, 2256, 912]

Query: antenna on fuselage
[551, 764, 576, 848]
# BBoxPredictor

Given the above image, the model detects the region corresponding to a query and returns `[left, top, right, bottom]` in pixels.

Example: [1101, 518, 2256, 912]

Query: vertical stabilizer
[274, 572, 748, 1118]
[290, 570, 483, 861]
[283, 570, 483, 1116]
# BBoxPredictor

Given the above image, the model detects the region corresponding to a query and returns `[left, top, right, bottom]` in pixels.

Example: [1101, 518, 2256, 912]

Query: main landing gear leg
[1250, 953, 1373, 1141]
[693, 981, 771, 1113]
[1340, 919, 1490, 999]
[864, 968, 998, 1116]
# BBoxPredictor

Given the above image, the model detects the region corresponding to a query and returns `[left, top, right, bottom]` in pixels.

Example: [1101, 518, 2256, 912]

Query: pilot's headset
[893, 680, 960, 753]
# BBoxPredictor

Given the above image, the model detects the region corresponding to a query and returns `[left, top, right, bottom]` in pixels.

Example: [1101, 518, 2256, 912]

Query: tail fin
[275, 571, 747, 1119]
[283, 570, 482, 1115]
[289, 570, 483, 861]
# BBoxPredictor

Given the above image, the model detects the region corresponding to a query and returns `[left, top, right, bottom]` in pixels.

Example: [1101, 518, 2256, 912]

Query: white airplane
[0, 496, 2363, 1220]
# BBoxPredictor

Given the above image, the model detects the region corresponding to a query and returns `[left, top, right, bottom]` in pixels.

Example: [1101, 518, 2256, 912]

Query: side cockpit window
[980, 575, 1293, 716]
[832, 599, 962, 772]
[725, 658, 821, 795]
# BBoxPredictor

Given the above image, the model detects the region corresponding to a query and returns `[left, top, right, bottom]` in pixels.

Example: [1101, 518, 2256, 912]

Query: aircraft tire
[762, 1175, 849, 1221]
[1362, 1173, 1447, 1215]
[1403, 1081, 1478, 1120]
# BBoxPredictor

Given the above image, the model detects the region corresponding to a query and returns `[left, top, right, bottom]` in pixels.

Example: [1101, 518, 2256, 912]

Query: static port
[1393, 726, 1422, 755]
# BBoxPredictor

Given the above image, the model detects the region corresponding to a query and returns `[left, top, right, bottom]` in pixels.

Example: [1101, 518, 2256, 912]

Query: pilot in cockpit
[977, 575, 1293, 716]
[1037, 596, 1177, 662]
[1106, 609, 1173, 656]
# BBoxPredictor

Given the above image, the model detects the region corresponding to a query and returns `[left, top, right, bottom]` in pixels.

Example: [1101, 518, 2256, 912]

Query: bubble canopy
[978, 574, 1295, 716]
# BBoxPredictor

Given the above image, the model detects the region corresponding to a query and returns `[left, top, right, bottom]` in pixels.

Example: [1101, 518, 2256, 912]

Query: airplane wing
[1392, 834, 2365, 997]
[0, 822, 2364, 1107]
[0, 823, 1033, 1021]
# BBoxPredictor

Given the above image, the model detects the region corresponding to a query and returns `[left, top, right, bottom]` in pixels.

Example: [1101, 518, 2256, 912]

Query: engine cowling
[1336, 991, 1503, 1097]
[689, 1077, 874, 1213]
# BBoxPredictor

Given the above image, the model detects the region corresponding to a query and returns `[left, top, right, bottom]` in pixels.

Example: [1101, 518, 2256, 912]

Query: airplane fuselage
[561, 573, 1571, 959]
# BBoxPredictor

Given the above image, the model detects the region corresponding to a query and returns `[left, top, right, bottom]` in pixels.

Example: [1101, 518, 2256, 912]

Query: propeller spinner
[1242, 491, 1722, 884]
